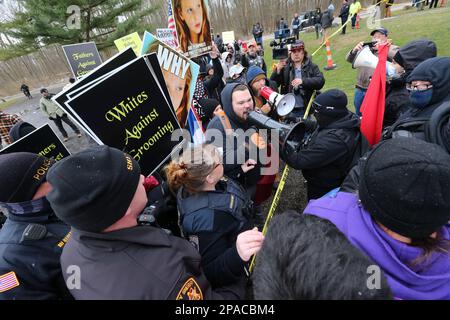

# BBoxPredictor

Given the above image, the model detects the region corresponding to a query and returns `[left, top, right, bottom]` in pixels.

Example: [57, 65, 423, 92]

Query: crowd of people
[0, 3, 449, 301]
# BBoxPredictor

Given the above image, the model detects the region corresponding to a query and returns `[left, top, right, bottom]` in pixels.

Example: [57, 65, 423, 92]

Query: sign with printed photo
[156, 28, 178, 48]
[141, 31, 199, 127]
[170, 0, 212, 58]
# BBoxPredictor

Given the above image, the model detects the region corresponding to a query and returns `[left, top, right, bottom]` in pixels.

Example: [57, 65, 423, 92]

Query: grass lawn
[263, 6, 450, 111]
[0, 98, 19, 111]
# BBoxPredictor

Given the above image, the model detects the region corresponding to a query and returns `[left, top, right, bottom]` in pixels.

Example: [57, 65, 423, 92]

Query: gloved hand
[303, 118, 317, 133]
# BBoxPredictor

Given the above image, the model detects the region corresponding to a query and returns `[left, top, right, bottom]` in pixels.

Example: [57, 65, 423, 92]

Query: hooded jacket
[206, 83, 261, 189]
[284, 112, 360, 200]
[203, 57, 225, 102]
[390, 57, 450, 140]
[304, 191, 450, 300]
[384, 39, 437, 127]
[221, 51, 233, 82]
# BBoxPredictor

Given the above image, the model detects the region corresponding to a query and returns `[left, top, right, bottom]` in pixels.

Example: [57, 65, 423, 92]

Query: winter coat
[304, 191, 450, 300]
[284, 112, 361, 200]
[270, 56, 325, 109]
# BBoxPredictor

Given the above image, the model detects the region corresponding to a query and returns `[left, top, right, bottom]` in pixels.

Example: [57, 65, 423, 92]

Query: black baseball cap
[370, 27, 388, 36]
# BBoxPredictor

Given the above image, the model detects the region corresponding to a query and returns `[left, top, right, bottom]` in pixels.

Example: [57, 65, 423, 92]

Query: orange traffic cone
[324, 38, 337, 71]
[356, 14, 360, 29]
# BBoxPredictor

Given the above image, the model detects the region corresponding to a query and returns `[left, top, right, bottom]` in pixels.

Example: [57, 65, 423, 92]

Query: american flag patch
[0, 271, 20, 293]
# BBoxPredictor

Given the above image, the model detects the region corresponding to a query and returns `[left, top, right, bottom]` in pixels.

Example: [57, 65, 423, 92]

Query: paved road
[2, 86, 96, 154]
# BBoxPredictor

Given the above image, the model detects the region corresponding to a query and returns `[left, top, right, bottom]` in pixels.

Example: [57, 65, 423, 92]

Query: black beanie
[46, 145, 141, 233]
[0, 152, 54, 203]
[359, 138, 450, 239]
[198, 98, 220, 122]
[313, 89, 349, 118]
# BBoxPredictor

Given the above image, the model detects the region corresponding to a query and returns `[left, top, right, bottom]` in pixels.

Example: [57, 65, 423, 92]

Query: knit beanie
[359, 138, 450, 239]
[46, 145, 141, 232]
[0, 152, 54, 203]
[246, 65, 266, 86]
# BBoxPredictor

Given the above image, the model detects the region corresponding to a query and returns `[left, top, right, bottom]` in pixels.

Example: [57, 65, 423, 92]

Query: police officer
[46, 145, 243, 299]
[0, 152, 71, 300]
[282, 89, 361, 200]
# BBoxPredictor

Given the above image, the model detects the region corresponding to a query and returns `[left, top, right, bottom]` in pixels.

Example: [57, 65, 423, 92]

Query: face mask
[409, 88, 433, 109]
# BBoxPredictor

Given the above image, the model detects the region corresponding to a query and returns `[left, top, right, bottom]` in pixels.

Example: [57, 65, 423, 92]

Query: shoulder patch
[176, 277, 203, 300]
[0, 271, 20, 293]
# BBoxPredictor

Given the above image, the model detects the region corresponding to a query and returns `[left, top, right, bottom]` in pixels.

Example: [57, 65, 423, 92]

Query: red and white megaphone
[259, 86, 296, 117]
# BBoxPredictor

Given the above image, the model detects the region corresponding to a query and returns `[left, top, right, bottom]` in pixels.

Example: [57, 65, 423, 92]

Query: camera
[363, 41, 377, 48]
[270, 36, 297, 60]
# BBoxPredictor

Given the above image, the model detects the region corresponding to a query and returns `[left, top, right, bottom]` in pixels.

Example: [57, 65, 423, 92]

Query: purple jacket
[304, 191, 450, 300]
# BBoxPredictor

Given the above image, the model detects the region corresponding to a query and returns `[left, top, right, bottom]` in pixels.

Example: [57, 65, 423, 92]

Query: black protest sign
[66, 55, 183, 176]
[53, 47, 137, 132]
[62, 42, 103, 79]
[0, 124, 70, 161]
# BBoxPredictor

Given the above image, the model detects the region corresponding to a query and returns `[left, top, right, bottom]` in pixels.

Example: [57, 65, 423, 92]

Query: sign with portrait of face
[141, 31, 199, 127]
[171, 0, 212, 58]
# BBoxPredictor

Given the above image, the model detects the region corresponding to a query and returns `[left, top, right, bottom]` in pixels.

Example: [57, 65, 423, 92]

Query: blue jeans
[255, 36, 263, 47]
[354, 87, 366, 116]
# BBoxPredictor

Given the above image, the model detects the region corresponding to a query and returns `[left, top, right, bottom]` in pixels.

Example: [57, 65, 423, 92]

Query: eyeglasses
[406, 83, 433, 91]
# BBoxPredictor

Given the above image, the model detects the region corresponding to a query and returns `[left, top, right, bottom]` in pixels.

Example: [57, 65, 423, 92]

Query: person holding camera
[165, 144, 264, 292]
[346, 27, 398, 116]
[270, 40, 325, 118]
[282, 89, 361, 200]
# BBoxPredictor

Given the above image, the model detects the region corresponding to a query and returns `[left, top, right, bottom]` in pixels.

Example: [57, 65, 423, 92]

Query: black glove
[304, 118, 317, 133]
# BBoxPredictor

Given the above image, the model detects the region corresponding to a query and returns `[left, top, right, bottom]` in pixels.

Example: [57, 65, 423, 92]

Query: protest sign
[0, 124, 70, 161]
[62, 42, 103, 79]
[114, 32, 143, 56]
[141, 31, 199, 127]
[156, 28, 178, 48]
[222, 31, 235, 44]
[53, 47, 137, 137]
[170, 0, 212, 58]
[65, 55, 183, 175]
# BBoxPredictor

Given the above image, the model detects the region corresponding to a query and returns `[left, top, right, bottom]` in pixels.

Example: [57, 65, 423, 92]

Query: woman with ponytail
[165, 144, 264, 291]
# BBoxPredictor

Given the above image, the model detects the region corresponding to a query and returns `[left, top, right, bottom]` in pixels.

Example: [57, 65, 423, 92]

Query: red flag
[360, 43, 389, 146]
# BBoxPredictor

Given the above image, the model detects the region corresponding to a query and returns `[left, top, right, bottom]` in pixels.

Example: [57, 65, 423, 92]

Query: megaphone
[352, 46, 396, 78]
[259, 86, 296, 117]
[248, 111, 306, 159]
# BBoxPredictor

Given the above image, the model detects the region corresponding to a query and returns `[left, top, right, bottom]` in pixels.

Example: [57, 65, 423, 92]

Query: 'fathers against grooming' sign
[65, 55, 183, 175]
[53, 47, 137, 135]
[0, 124, 70, 161]
[62, 42, 103, 79]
